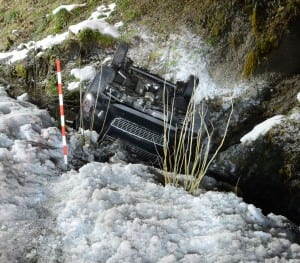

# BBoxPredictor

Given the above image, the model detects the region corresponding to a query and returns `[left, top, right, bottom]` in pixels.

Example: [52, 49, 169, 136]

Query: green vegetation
[6, 10, 23, 24]
[114, 0, 299, 78]
[115, 0, 144, 21]
[51, 8, 72, 34]
[1, 0, 298, 80]
[250, 4, 258, 36]
[242, 49, 259, 78]
[14, 63, 26, 78]
[245, 0, 300, 77]
[77, 28, 116, 49]
[0, 0, 108, 50]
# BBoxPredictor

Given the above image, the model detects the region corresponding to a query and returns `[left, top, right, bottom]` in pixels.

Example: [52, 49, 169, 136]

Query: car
[77, 44, 199, 166]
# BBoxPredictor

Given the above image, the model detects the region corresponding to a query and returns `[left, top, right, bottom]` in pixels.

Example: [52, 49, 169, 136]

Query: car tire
[111, 44, 129, 68]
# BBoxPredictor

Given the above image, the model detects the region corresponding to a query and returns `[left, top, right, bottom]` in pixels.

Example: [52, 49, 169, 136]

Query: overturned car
[77, 44, 199, 166]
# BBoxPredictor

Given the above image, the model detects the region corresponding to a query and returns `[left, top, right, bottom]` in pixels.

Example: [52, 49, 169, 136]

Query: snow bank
[0, 3, 300, 262]
[0, 87, 66, 262]
[51, 162, 300, 262]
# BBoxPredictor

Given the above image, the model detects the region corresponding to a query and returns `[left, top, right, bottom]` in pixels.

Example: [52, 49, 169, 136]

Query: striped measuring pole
[55, 58, 68, 165]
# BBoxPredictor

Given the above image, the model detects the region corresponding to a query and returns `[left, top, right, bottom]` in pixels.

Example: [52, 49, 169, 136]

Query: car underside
[77, 44, 199, 166]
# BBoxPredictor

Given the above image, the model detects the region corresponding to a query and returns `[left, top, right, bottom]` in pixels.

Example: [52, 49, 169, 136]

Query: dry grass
[162, 83, 233, 193]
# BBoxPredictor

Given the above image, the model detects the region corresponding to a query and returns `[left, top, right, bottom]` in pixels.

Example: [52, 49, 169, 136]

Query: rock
[200, 79, 273, 151]
[208, 114, 300, 225]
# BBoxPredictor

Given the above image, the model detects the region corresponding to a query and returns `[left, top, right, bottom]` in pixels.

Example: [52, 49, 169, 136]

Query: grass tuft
[51, 8, 72, 34]
[162, 82, 233, 193]
[77, 28, 117, 50]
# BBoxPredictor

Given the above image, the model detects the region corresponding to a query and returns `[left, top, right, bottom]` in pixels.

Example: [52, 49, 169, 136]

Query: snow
[0, 47, 30, 64]
[69, 19, 120, 38]
[35, 32, 69, 50]
[68, 3, 119, 38]
[71, 65, 97, 82]
[67, 81, 81, 92]
[240, 115, 285, 144]
[0, 85, 299, 262]
[17, 92, 29, 101]
[67, 65, 96, 92]
[127, 29, 243, 103]
[89, 3, 116, 20]
[0, 33, 70, 64]
[52, 162, 300, 262]
[297, 92, 300, 103]
[52, 4, 87, 15]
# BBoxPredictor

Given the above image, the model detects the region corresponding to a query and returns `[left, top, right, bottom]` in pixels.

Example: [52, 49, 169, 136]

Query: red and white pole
[55, 58, 68, 165]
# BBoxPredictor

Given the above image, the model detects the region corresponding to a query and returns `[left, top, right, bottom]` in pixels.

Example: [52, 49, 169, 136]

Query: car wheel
[111, 44, 129, 68]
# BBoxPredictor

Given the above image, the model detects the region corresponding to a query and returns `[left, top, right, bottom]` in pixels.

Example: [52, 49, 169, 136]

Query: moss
[51, 8, 71, 34]
[242, 49, 259, 78]
[97, 14, 108, 19]
[14, 63, 26, 78]
[250, 4, 258, 36]
[280, 163, 295, 180]
[257, 34, 278, 55]
[77, 28, 116, 49]
[211, 9, 228, 38]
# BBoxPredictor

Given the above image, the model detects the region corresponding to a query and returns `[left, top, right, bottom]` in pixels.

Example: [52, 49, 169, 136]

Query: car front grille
[110, 117, 164, 146]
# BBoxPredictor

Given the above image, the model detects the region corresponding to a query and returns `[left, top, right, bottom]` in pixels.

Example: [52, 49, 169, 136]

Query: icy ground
[0, 86, 300, 262]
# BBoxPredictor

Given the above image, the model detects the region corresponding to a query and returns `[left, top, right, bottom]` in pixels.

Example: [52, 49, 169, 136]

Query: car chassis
[78, 44, 199, 166]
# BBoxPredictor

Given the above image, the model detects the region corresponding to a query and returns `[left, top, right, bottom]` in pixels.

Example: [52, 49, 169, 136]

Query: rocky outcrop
[197, 4, 300, 225]
[208, 110, 300, 224]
